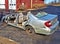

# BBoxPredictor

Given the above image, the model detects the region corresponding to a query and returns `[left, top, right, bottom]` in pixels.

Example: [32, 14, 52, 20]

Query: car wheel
[25, 25, 35, 35]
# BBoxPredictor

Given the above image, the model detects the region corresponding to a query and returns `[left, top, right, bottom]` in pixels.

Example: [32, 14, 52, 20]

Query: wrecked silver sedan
[2, 12, 59, 35]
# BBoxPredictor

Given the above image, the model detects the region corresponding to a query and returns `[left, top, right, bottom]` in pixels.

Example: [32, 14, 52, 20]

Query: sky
[44, 0, 59, 4]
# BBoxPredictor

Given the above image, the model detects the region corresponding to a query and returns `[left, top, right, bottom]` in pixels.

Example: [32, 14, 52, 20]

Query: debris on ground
[0, 36, 19, 44]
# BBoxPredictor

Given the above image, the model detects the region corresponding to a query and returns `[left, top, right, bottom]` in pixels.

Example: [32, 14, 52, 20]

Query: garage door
[8, 0, 16, 10]
[0, 0, 5, 9]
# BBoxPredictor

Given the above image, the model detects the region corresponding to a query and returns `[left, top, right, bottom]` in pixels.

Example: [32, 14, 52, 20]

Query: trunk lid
[40, 14, 58, 25]
[40, 14, 57, 21]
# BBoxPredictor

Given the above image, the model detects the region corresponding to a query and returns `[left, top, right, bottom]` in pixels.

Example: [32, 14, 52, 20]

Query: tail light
[44, 21, 52, 27]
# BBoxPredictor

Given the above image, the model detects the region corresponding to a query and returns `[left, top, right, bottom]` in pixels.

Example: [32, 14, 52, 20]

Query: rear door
[8, 0, 16, 10]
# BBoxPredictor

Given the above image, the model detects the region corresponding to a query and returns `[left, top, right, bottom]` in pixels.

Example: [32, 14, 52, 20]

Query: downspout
[31, 0, 32, 9]
[5, 0, 9, 11]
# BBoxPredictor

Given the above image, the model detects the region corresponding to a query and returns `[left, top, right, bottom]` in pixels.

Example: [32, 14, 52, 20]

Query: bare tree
[54, 0, 56, 3]
[59, 0, 60, 3]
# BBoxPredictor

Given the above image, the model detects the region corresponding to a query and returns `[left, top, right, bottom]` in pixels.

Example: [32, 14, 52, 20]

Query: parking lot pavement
[0, 23, 60, 44]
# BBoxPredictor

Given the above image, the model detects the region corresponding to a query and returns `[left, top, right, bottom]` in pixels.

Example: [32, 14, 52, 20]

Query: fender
[24, 23, 37, 32]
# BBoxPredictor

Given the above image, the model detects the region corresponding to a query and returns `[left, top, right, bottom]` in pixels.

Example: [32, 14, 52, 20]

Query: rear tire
[25, 25, 35, 36]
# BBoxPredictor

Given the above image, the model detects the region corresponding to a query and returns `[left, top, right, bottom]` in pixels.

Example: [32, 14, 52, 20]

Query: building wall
[0, 0, 60, 11]
[16, 0, 44, 10]
[0, 0, 44, 11]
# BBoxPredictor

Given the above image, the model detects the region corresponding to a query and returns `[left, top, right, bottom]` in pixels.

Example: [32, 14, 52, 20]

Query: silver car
[2, 12, 59, 35]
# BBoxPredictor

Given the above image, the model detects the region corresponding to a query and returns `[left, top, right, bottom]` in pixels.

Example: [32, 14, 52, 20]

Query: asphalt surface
[0, 22, 60, 44]
[0, 6, 60, 44]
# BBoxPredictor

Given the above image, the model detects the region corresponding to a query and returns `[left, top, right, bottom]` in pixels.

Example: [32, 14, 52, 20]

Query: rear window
[36, 12, 48, 18]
